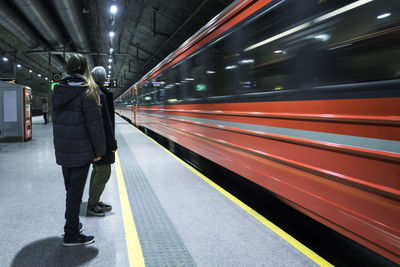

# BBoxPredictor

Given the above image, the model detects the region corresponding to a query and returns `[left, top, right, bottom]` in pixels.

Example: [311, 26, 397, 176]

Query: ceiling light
[108, 65, 111, 69]
[110, 48, 113, 53]
[274, 50, 283, 54]
[244, 0, 372, 53]
[314, 0, 373, 23]
[244, 22, 311, 52]
[225, 65, 237, 70]
[109, 31, 115, 38]
[17, 64, 21, 68]
[110, 4, 118, 14]
[29, 69, 32, 73]
[2, 57, 8, 62]
[45, 77, 48, 80]
[38, 74, 41, 77]
[238, 59, 254, 64]
[377, 12, 391, 19]
[109, 58, 112, 63]
[314, 34, 330, 41]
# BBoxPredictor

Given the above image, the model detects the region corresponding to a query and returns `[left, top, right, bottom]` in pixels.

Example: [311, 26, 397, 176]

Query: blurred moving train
[115, 0, 400, 263]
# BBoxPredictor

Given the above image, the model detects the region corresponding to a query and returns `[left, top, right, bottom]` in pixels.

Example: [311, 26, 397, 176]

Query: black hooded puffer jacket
[52, 74, 106, 167]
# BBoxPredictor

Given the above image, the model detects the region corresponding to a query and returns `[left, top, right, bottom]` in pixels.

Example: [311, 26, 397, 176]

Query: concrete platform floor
[0, 116, 129, 267]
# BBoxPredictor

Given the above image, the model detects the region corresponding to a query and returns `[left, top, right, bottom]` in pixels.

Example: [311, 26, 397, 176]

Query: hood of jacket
[53, 74, 87, 107]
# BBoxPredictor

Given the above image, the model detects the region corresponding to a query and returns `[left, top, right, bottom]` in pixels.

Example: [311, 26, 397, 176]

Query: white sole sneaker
[62, 238, 95, 247]
[86, 208, 105, 217]
[63, 235, 95, 247]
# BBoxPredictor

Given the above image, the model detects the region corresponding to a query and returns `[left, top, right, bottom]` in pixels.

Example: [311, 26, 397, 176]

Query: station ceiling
[0, 0, 234, 99]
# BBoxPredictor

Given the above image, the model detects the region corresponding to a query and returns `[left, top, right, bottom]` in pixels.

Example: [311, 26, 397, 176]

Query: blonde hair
[65, 54, 100, 106]
[84, 68, 100, 106]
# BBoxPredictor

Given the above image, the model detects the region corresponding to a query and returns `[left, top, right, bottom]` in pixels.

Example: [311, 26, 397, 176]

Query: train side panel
[135, 97, 400, 262]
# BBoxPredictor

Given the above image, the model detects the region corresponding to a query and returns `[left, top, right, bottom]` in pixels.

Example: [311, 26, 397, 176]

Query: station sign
[51, 82, 60, 91]
[105, 78, 118, 88]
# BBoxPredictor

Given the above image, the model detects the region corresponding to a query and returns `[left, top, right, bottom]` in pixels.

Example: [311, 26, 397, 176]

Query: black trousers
[43, 112, 48, 124]
[62, 164, 90, 237]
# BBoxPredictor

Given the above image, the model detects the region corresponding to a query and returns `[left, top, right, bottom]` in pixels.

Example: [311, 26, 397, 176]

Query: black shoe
[98, 201, 112, 211]
[77, 222, 84, 233]
[63, 233, 95, 247]
[61, 222, 84, 236]
[87, 205, 105, 216]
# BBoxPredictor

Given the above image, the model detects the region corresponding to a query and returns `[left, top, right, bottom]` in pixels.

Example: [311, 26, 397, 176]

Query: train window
[240, 0, 400, 92]
[179, 59, 194, 99]
[163, 70, 175, 103]
[173, 65, 184, 101]
[207, 35, 241, 97]
[188, 50, 208, 99]
[135, 0, 399, 106]
[137, 87, 142, 105]
[140, 82, 153, 105]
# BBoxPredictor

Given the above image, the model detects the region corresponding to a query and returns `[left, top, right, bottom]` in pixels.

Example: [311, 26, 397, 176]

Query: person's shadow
[11, 237, 98, 267]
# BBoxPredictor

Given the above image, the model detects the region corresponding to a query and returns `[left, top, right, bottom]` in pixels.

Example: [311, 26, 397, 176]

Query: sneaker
[77, 222, 84, 233]
[98, 201, 112, 211]
[61, 223, 84, 237]
[87, 205, 105, 217]
[63, 233, 95, 247]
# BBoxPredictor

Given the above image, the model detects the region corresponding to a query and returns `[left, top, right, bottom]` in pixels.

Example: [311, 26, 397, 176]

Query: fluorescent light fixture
[109, 31, 115, 38]
[17, 64, 21, 68]
[2, 57, 8, 62]
[239, 59, 254, 64]
[108, 58, 112, 63]
[377, 12, 391, 19]
[244, 0, 373, 53]
[274, 50, 283, 54]
[314, 0, 373, 23]
[244, 22, 311, 52]
[314, 34, 330, 41]
[184, 78, 194, 81]
[110, 48, 114, 53]
[225, 65, 237, 70]
[110, 4, 118, 14]
[206, 70, 216, 74]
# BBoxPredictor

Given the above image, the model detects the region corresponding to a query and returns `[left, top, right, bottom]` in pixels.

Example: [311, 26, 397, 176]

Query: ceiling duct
[0, 1, 39, 49]
[11, 0, 65, 49]
[50, 0, 95, 68]
[0, 1, 64, 72]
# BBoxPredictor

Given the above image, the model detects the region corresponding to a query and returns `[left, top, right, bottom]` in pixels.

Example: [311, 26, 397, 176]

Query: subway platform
[0, 115, 331, 266]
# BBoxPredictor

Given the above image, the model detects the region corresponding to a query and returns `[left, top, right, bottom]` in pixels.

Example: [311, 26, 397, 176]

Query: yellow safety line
[135, 127, 333, 267]
[115, 152, 145, 267]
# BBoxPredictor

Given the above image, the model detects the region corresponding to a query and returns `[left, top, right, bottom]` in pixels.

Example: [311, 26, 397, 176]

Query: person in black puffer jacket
[86, 66, 118, 216]
[53, 54, 106, 247]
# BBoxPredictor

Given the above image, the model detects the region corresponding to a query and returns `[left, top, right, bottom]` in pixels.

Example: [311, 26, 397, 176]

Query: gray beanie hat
[91, 66, 107, 86]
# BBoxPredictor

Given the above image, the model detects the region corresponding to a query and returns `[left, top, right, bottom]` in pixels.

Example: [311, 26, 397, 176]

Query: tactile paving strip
[116, 130, 196, 266]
